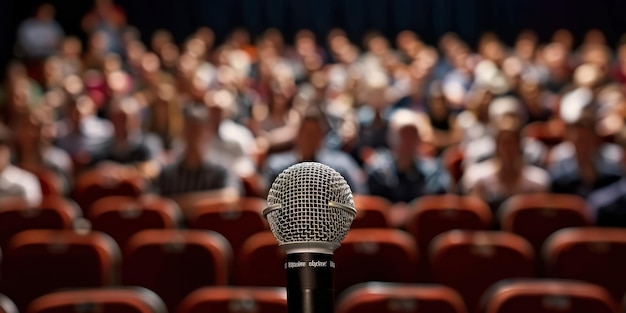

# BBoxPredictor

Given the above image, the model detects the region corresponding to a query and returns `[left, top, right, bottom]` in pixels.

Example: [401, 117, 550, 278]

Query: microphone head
[263, 162, 356, 253]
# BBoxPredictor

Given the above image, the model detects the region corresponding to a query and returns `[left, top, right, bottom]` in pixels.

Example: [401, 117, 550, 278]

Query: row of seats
[0, 192, 593, 260]
[1, 226, 626, 313]
[1, 279, 624, 313]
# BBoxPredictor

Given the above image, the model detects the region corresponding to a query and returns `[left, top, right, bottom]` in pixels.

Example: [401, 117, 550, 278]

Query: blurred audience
[4, 2, 626, 229]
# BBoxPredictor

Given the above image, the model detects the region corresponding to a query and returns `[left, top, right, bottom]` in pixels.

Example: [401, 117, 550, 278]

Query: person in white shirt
[0, 125, 42, 207]
[461, 114, 550, 211]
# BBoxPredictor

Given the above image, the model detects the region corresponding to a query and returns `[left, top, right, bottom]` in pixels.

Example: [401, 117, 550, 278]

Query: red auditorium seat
[334, 229, 419, 295]
[0, 196, 80, 248]
[235, 231, 285, 287]
[499, 193, 591, 253]
[482, 279, 619, 313]
[0, 294, 18, 313]
[405, 194, 492, 280]
[544, 227, 626, 303]
[71, 166, 146, 212]
[187, 197, 268, 266]
[20, 165, 66, 196]
[430, 230, 535, 313]
[1, 230, 119, 311]
[88, 195, 182, 249]
[352, 195, 391, 228]
[122, 229, 232, 312]
[336, 282, 467, 313]
[406, 195, 493, 252]
[26, 287, 167, 313]
[177, 287, 287, 313]
[442, 145, 465, 186]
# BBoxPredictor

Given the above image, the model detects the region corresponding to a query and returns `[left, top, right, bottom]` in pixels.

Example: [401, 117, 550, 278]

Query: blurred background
[2, 1, 626, 313]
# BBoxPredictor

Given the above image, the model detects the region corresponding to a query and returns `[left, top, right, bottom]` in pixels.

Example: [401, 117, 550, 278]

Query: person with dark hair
[264, 106, 367, 194]
[0, 124, 42, 206]
[157, 105, 239, 197]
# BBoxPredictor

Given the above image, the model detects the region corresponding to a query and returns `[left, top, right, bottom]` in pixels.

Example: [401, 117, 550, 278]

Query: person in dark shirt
[105, 96, 162, 165]
[264, 106, 367, 194]
[157, 105, 239, 197]
[365, 109, 450, 203]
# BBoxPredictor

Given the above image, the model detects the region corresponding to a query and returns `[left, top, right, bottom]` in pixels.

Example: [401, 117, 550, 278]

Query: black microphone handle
[285, 252, 335, 313]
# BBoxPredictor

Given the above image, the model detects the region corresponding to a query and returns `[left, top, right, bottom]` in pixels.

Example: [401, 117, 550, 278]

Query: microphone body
[286, 252, 334, 313]
[263, 162, 357, 313]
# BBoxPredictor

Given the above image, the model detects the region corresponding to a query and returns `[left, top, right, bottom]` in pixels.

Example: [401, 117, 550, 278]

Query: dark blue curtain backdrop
[2, 0, 626, 75]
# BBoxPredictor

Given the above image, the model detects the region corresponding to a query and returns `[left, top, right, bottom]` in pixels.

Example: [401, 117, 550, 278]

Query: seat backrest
[336, 282, 467, 313]
[334, 229, 419, 295]
[442, 145, 465, 186]
[72, 167, 146, 212]
[187, 197, 268, 265]
[177, 287, 287, 313]
[20, 165, 66, 196]
[235, 231, 285, 287]
[0, 294, 18, 313]
[499, 193, 591, 252]
[0, 196, 79, 249]
[482, 279, 619, 313]
[352, 195, 391, 228]
[430, 230, 535, 313]
[1, 230, 120, 311]
[88, 195, 181, 249]
[544, 227, 626, 302]
[122, 229, 232, 312]
[406, 195, 493, 252]
[26, 287, 167, 313]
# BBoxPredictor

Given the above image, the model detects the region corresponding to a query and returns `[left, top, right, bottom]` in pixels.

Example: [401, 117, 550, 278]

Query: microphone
[263, 162, 357, 313]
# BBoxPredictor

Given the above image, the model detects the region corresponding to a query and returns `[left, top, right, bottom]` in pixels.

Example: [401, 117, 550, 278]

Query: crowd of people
[3, 0, 626, 227]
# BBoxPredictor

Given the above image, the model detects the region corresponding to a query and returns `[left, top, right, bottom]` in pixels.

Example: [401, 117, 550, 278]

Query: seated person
[264, 106, 367, 194]
[462, 114, 550, 211]
[157, 105, 240, 201]
[0, 124, 42, 207]
[549, 90, 622, 197]
[104, 96, 163, 179]
[12, 107, 73, 192]
[55, 95, 113, 169]
[460, 95, 546, 168]
[365, 109, 450, 203]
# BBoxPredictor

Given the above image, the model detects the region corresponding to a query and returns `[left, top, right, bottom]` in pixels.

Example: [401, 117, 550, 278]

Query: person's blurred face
[68, 97, 95, 128]
[14, 115, 42, 147]
[393, 125, 420, 158]
[568, 125, 599, 155]
[368, 87, 387, 110]
[184, 120, 210, 152]
[496, 130, 522, 163]
[297, 119, 323, 159]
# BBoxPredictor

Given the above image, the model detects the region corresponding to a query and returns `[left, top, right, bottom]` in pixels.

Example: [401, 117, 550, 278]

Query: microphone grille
[264, 162, 356, 249]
